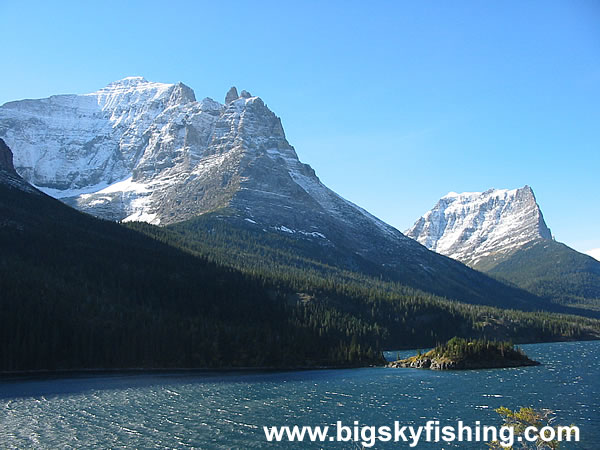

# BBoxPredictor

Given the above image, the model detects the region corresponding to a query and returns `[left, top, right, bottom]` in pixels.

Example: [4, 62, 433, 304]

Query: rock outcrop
[225, 86, 239, 103]
[387, 356, 539, 370]
[0, 138, 16, 174]
[0, 139, 38, 194]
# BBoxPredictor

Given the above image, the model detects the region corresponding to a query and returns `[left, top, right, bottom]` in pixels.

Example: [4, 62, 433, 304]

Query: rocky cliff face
[0, 138, 16, 174]
[0, 138, 38, 194]
[0, 77, 197, 194]
[405, 187, 552, 269]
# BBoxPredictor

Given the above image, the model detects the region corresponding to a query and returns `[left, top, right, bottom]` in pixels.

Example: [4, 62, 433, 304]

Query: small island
[387, 337, 540, 370]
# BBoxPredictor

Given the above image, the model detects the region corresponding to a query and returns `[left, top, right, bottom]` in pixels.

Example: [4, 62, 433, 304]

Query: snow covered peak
[0, 78, 294, 223]
[443, 188, 505, 200]
[441, 187, 531, 201]
[406, 186, 552, 269]
[0, 77, 203, 192]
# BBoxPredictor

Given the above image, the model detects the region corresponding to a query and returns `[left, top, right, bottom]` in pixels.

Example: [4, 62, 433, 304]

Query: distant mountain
[0, 78, 563, 313]
[406, 186, 551, 270]
[406, 187, 600, 311]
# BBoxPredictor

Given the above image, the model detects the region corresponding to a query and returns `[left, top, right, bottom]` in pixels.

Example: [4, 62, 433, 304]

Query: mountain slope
[163, 212, 570, 313]
[2, 139, 599, 373]
[487, 239, 600, 311]
[0, 78, 565, 314]
[0, 139, 386, 370]
[406, 187, 600, 311]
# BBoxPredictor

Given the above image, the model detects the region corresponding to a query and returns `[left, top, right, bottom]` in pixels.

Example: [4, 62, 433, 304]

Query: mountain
[406, 186, 552, 270]
[406, 187, 600, 311]
[0, 77, 564, 312]
[2, 138, 598, 373]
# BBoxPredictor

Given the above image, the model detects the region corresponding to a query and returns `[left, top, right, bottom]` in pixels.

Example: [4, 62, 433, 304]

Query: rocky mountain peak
[406, 186, 552, 269]
[225, 86, 239, 103]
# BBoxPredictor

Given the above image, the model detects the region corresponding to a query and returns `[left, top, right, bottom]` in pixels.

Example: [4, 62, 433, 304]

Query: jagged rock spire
[225, 86, 239, 104]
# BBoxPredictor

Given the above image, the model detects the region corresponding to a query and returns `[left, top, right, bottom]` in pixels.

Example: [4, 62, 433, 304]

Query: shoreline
[0, 364, 379, 380]
[2, 339, 597, 381]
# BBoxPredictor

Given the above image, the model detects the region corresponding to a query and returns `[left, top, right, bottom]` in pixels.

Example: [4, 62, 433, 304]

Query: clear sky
[1, 0, 599, 253]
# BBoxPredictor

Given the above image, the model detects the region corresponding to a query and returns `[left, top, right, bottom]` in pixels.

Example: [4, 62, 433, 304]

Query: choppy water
[0, 341, 598, 448]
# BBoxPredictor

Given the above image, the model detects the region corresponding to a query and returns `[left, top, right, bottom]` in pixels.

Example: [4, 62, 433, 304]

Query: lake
[0, 341, 598, 448]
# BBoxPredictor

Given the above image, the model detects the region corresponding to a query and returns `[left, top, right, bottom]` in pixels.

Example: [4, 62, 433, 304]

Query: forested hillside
[0, 177, 386, 371]
[1, 149, 599, 373]
[486, 239, 600, 312]
[129, 213, 598, 318]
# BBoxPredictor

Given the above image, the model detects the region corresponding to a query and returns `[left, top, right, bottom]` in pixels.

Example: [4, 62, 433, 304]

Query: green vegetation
[128, 216, 600, 347]
[1, 182, 600, 373]
[147, 213, 567, 313]
[486, 239, 600, 314]
[0, 184, 383, 371]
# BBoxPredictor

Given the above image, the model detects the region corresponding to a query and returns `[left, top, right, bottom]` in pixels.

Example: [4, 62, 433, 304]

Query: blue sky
[1, 0, 599, 253]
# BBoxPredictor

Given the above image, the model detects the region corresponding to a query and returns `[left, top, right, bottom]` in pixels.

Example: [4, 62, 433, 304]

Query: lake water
[0, 341, 598, 448]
